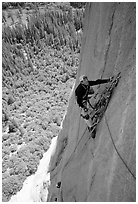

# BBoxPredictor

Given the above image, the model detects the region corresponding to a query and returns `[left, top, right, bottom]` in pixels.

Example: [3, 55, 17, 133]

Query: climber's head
[79, 75, 89, 85]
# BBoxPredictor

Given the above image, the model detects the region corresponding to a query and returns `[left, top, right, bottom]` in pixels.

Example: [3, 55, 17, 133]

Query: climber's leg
[87, 99, 95, 109]
[82, 100, 88, 111]
[81, 108, 93, 128]
[91, 127, 96, 138]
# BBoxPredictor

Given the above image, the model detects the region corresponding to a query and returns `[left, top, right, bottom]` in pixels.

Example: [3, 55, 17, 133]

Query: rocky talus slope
[47, 2, 136, 202]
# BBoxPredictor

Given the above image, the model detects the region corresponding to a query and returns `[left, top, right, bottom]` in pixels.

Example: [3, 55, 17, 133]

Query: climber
[75, 75, 112, 111]
[75, 75, 112, 131]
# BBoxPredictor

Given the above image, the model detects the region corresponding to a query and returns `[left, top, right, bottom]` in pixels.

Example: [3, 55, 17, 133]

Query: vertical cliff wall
[47, 2, 136, 202]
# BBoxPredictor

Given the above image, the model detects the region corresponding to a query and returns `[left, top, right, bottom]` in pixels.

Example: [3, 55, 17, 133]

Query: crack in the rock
[85, 172, 96, 201]
[101, 5, 116, 79]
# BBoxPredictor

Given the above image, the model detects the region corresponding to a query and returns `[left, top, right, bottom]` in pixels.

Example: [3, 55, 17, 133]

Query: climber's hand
[109, 76, 113, 82]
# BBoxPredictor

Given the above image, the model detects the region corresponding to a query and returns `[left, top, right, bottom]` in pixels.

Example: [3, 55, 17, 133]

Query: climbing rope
[56, 116, 88, 201]
[104, 114, 136, 180]
[63, 126, 87, 169]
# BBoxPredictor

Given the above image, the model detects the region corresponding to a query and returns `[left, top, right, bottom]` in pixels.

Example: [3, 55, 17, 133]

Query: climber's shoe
[88, 126, 96, 138]
[91, 128, 96, 138]
[56, 181, 61, 188]
[88, 126, 92, 132]
[88, 126, 94, 132]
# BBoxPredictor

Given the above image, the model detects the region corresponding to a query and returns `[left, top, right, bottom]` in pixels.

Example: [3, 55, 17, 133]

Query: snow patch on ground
[10, 136, 58, 202]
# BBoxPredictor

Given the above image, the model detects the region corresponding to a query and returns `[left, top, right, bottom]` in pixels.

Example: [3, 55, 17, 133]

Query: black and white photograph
[2, 1, 136, 202]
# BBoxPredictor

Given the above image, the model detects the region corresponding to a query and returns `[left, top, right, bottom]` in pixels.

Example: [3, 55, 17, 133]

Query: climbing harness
[105, 115, 136, 180]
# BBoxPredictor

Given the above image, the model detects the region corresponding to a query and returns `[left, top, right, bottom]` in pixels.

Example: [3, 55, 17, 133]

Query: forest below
[2, 2, 86, 201]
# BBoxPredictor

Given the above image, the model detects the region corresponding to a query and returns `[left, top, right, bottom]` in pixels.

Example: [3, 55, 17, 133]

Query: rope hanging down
[63, 126, 87, 170]
[104, 115, 136, 180]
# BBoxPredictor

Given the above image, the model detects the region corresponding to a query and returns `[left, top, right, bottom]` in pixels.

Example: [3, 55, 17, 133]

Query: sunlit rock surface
[47, 2, 136, 202]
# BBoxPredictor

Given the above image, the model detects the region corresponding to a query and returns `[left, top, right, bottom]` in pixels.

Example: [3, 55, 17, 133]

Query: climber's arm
[89, 78, 110, 86]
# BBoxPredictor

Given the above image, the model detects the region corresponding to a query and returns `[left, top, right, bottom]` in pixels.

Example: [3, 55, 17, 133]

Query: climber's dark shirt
[75, 79, 109, 108]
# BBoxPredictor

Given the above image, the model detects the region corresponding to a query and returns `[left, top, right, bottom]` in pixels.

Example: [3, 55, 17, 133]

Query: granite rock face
[47, 2, 136, 202]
